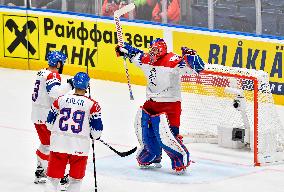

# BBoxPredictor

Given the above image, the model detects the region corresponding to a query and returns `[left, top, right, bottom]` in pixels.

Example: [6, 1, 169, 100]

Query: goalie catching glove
[181, 46, 205, 74]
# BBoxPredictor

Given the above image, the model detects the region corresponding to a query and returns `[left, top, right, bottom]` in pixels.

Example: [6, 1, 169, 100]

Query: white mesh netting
[180, 64, 284, 165]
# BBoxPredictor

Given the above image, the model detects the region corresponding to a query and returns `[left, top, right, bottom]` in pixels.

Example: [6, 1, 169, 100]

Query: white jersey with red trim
[31, 69, 72, 123]
[46, 94, 103, 156]
[132, 52, 195, 102]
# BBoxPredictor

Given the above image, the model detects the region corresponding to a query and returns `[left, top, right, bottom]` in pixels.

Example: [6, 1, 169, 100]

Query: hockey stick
[86, 54, 91, 98]
[114, 3, 135, 100]
[88, 24, 97, 191]
[91, 140, 98, 192]
[98, 139, 137, 157]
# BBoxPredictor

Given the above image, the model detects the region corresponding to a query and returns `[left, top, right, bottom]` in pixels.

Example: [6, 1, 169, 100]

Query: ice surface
[0, 68, 284, 192]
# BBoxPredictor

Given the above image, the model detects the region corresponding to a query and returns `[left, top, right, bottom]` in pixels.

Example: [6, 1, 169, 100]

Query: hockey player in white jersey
[45, 72, 103, 192]
[116, 38, 204, 174]
[31, 51, 74, 183]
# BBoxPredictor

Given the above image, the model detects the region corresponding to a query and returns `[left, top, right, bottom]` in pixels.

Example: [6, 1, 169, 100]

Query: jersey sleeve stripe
[47, 72, 62, 81]
[90, 102, 101, 114]
[46, 81, 61, 93]
[53, 99, 60, 109]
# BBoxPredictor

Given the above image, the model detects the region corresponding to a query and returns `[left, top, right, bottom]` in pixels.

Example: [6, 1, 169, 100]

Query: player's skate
[138, 158, 162, 169]
[173, 167, 186, 175]
[34, 165, 47, 184]
[59, 174, 70, 191]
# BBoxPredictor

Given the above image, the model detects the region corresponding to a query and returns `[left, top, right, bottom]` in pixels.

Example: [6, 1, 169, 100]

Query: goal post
[180, 64, 284, 166]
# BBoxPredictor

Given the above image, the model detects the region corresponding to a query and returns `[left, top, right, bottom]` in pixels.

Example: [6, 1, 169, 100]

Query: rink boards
[0, 6, 283, 105]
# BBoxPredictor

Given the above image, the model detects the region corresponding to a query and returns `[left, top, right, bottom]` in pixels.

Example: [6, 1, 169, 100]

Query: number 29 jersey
[46, 94, 103, 156]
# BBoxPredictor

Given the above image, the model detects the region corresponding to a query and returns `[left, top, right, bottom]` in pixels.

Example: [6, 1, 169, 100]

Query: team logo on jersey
[3, 15, 39, 59]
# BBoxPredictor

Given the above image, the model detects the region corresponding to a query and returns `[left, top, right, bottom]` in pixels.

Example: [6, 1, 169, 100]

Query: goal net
[180, 64, 284, 166]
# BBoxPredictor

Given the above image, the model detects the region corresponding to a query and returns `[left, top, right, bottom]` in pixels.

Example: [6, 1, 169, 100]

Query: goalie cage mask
[149, 38, 167, 64]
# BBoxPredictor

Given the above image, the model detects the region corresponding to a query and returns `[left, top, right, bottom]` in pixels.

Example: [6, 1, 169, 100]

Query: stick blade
[118, 146, 137, 157]
[114, 3, 135, 17]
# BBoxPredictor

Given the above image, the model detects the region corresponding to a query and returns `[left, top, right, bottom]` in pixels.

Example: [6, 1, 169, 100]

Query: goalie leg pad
[134, 107, 146, 148]
[150, 113, 190, 170]
[136, 108, 162, 165]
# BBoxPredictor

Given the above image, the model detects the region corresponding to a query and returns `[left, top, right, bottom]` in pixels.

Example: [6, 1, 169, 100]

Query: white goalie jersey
[46, 94, 103, 156]
[131, 52, 195, 102]
[31, 69, 72, 124]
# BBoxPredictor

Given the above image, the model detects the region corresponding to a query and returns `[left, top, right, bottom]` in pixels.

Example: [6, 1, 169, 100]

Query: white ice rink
[1, 67, 284, 192]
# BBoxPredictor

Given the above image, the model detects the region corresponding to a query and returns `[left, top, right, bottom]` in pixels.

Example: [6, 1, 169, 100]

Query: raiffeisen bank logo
[3, 15, 39, 59]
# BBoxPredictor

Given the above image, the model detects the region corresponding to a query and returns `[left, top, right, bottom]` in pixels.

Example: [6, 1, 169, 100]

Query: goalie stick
[114, 3, 135, 100]
[98, 139, 137, 157]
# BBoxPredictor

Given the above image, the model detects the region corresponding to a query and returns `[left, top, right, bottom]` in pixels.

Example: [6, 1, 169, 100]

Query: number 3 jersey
[31, 69, 72, 124]
[46, 94, 103, 156]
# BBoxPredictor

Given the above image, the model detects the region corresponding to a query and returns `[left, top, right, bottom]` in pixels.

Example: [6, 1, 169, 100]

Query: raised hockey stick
[114, 3, 136, 100]
[98, 139, 137, 157]
[86, 51, 91, 98]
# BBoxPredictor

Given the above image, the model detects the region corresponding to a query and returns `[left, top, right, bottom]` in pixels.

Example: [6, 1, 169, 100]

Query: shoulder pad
[153, 53, 182, 68]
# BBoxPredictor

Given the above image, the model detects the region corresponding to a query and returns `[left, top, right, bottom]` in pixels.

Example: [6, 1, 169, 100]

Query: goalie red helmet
[149, 38, 167, 64]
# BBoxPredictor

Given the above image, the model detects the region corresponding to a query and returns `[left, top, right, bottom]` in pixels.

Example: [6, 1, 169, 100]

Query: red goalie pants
[143, 100, 181, 127]
[47, 151, 88, 179]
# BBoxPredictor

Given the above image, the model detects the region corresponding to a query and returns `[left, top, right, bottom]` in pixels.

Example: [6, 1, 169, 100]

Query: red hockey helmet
[149, 38, 167, 64]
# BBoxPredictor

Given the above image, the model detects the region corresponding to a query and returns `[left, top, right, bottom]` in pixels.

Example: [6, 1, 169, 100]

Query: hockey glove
[181, 46, 197, 56]
[181, 46, 205, 74]
[115, 45, 126, 57]
[67, 78, 74, 90]
[115, 42, 143, 62]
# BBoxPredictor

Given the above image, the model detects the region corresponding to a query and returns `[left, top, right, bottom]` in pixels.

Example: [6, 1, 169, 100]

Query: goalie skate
[34, 165, 47, 184]
[139, 162, 162, 169]
[138, 158, 162, 169]
[173, 167, 186, 175]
